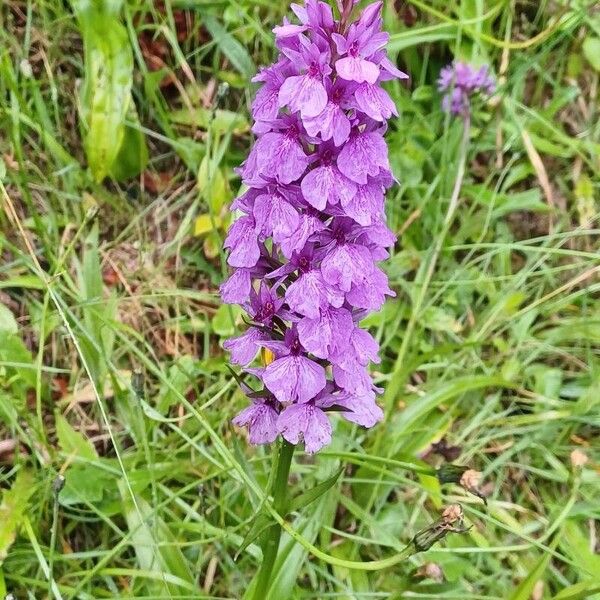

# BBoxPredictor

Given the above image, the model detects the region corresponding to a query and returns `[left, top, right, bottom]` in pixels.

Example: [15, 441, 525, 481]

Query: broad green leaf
[0, 303, 17, 334]
[0, 334, 36, 389]
[246, 491, 337, 599]
[491, 189, 547, 218]
[0, 470, 36, 564]
[71, 0, 143, 181]
[194, 213, 223, 236]
[170, 106, 248, 134]
[55, 412, 98, 461]
[0, 275, 45, 290]
[575, 174, 595, 227]
[202, 15, 255, 79]
[158, 355, 197, 413]
[203, 231, 223, 259]
[553, 581, 600, 600]
[197, 155, 231, 213]
[397, 375, 514, 436]
[174, 137, 205, 171]
[76, 225, 115, 382]
[59, 464, 114, 507]
[509, 551, 552, 600]
[287, 468, 343, 513]
[421, 306, 462, 333]
[118, 480, 197, 596]
[212, 304, 241, 337]
[411, 85, 434, 102]
[109, 105, 148, 181]
[236, 512, 273, 560]
[582, 38, 600, 71]
[559, 520, 600, 577]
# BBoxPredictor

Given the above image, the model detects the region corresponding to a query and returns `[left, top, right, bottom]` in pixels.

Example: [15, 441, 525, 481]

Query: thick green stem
[252, 440, 295, 600]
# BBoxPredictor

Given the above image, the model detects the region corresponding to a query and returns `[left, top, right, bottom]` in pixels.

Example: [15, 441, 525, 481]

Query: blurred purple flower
[223, 0, 408, 454]
[438, 61, 495, 116]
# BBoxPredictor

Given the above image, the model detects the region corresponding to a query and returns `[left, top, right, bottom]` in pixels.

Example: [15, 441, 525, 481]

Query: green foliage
[0, 471, 35, 564]
[71, 0, 148, 181]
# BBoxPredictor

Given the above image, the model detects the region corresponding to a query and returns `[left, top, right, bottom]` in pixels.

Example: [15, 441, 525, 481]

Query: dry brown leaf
[521, 129, 554, 216]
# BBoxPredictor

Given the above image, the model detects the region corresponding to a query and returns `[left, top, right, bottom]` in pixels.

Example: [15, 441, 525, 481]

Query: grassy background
[1, 0, 600, 598]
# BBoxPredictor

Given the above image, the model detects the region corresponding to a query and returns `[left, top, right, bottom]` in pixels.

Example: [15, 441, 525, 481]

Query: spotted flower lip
[223, 0, 408, 453]
[438, 61, 496, 116]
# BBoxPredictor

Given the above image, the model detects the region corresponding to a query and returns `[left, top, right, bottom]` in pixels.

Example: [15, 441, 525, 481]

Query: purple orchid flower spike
[222, 0, 408, 455]
[438, 61, 496, 116]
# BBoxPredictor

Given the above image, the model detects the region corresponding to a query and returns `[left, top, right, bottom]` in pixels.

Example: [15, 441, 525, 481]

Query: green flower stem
[252, 440, 295, 599]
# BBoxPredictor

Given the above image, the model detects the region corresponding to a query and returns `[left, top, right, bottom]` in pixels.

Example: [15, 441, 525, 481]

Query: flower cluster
[221, 0, 406, 453]
[438, 62, 495, 116]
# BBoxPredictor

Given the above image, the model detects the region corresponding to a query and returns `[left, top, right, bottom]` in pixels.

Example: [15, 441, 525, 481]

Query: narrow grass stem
[252, 441, 295, 600]
[48, 481, 61, 590]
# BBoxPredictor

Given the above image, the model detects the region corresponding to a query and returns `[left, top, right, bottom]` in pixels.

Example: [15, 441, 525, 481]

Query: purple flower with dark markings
[223, 215, 260, 268]
[223, 0, 408, 453]
[300, 146, 356, 210]
[438, 61, 495, 116]
[278, 37, 332, 118]
[277, 402, 332, 453]
[261, 328, 326, 404]
[303, 79, 354, 145]
[233, 395, 279, 444]
[337, 129, 390, 184]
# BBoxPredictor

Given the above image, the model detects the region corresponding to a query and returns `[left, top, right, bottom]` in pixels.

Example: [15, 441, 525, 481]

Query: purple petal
[233, 402, 279, 444]
[320, 243, 372, 292]
[255, 338, 290, 358]
[354, 83, 397, 121]
[277, 403, 332, 453]
[224, 216, 260, 268]
[220, 269, 251, 304]
[254, 131, 310, 184]
[358, 218, 397, 248]
[290, 2, 308, 23]
[341, 182, 384, 226]
[331, 32, 348, 54]
[279, 74, 328, 118]
[336, 391, 383, 427]
[273, 23, 307, 37]
[337, 131, 389, 184]
[358, 1, 383, 29]
[297, 307, 353, 359]
[332, 360, 373, 395]
[285, 270, 327, 318]
[360, 31, 389, 58]
[303, 102, 351, 146]
[350, 328, 380, 365]
[379, 56, 409, 80]
[254, 191, 300, 242]
[280, 212, 325, 258]
[223, 327, 264, 366]
[252, 85, 281, 122]
[335, 56, 379, 84]
[346, 267, 395, 310]
[263, 354, 326, 403]
[301, 164, 357, 210]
